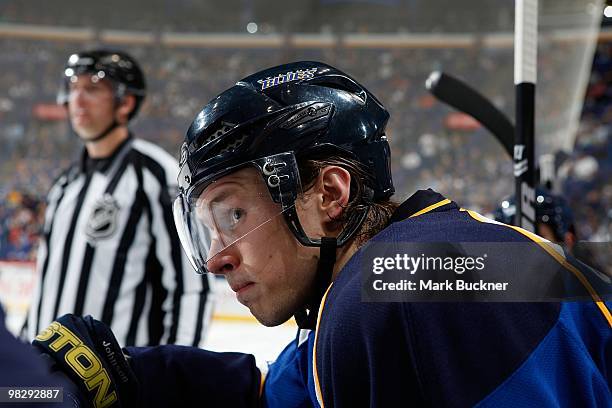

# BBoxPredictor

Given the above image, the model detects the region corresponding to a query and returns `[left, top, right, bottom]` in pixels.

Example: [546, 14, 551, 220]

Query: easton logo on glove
[35, 320, 117, 407]
[33, 314, 138, 408]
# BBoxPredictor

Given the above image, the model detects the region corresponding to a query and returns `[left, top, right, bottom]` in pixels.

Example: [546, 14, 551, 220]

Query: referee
[22, 49, 213, 347]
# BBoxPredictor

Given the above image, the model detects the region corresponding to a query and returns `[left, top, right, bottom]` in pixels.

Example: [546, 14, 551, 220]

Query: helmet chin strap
[294, 236, 337, 330]
[290, 193, 373, 329]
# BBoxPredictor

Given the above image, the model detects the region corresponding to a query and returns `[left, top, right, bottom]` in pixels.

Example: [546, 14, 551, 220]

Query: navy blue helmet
[174, 61, 394, 275]
[495, 189, 575, 241]
[179, 61, 393, 201]
[58, 49, 146, 120]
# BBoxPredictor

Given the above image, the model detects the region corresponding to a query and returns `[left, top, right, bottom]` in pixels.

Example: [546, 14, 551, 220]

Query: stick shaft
[514, 0, 538, 231]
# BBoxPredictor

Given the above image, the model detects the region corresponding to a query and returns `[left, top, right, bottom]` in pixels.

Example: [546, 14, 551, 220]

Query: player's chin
[249, 302, 294, 327]
[71, 117, 91, 129]
[73, 128, 99, 141]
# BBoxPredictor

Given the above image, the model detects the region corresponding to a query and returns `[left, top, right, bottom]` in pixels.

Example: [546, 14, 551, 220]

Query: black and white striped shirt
[24, 136, 213, 347]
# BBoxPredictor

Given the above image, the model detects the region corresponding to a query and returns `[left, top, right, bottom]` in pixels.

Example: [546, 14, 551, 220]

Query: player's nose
[69, 88, 87, 106]
[206, 253, 239, 275]
[206, 240, 239, 275]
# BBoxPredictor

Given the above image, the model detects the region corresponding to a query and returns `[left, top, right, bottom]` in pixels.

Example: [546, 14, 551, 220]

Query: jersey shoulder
[131, 139, 179, 187]
[387, 206, 536, 243]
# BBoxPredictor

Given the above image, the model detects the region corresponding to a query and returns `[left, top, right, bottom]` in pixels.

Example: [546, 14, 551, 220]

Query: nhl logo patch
[86, 194, 120, 242]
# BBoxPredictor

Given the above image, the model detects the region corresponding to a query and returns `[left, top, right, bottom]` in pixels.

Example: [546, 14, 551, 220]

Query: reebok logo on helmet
[257, 67, 317, 90]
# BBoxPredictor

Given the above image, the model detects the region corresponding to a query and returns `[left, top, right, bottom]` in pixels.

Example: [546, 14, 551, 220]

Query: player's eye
[212, 207, 246, 233]
[229, 208, 244, 226]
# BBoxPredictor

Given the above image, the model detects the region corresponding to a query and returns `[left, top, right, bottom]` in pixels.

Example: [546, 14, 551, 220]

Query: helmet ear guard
[255, 152, 371, 248]
[256, 153, 300, 205]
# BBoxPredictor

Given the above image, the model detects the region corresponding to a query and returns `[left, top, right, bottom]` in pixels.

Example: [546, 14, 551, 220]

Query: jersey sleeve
[137, 143, 213, 347]
[262, 330, 314, 408]
[127, 345, 260, 407]
[157, 180, 211, 346]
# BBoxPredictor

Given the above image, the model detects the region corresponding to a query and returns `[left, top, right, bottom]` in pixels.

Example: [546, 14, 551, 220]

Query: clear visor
[173, 158, 300, 274]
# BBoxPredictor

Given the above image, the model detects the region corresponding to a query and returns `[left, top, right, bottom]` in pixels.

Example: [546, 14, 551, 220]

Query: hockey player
[495, 188, 609, 277]
[0, 306, 87, 407]
[23, 50, 212, 347]
[32, 62, 611, 407]
[494, 188, 576, 248]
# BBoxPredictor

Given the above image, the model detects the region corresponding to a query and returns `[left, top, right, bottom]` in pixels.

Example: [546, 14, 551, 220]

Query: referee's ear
[116, 94, 136, 124]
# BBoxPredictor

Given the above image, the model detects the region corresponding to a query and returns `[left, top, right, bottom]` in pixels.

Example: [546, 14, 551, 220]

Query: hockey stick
[425, 71, 515, 158]
[425, 71, 548, 225]
[514, 0, 538, 232]
[425, 71, 563, 228]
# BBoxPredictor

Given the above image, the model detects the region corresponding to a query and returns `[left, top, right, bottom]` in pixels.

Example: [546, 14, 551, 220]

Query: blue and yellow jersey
[122, 189, 609, 407]
[264, 189, 611, 407]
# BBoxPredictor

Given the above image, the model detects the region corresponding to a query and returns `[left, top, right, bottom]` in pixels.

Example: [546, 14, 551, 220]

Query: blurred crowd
[559, 42, 612, 241]
[0, 38, 610, 260]
[0, 0, 514, 34]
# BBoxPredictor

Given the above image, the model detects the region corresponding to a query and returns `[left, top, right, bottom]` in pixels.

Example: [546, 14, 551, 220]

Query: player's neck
[331, 239, 359, 281]
[85, 126, 129, 159]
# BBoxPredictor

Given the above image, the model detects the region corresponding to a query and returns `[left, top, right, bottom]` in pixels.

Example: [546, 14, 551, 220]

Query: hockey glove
[32, 314, 138, 408]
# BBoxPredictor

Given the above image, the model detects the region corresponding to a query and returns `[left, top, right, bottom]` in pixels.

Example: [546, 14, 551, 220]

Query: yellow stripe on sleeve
[313, 283, 334, 408]
[464, 209, 612, 327]
[409, 198, 451, 218]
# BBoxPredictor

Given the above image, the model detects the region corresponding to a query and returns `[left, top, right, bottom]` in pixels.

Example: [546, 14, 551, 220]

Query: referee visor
[173, 157, 301, 274]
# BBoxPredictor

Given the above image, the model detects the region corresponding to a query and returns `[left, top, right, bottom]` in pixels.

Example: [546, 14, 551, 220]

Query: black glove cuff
[84, 315, 139, 405]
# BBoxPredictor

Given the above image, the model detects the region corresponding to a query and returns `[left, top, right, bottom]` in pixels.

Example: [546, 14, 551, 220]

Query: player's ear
[317, 165, 351, 225]
[116, 94, 136, 124]
[564, 231, 576, 250]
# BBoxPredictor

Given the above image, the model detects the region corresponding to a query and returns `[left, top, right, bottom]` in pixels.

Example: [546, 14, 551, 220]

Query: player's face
[201, 167, 320, 326]
[67, 74, 116, 140]
[536, 223, 559, 243]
